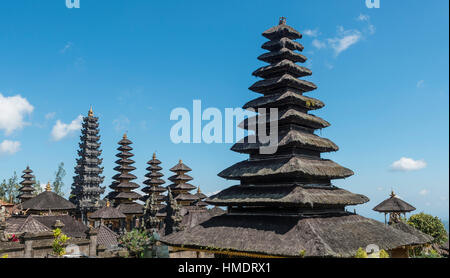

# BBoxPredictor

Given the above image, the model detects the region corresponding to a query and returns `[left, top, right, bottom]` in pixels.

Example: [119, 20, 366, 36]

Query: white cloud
[377, 187, 384, 191]
[390, 157, 427, 172]
[368, 24, 376, 35]
[303, 29, 319, 37]
[417, 80, 425, 88]
[357, 14, 370, 21]
[51, 115, 83, 141]
[0, 93, 34, 135]
[327, 26, 362, 56]
[0, 140, 21, 155]
[45, 112, 56, 120]
[60, 42, 73, 53]
[113, 116, 130, 132]
[419, 189, 429, 196]
[312, 39, 326, 49]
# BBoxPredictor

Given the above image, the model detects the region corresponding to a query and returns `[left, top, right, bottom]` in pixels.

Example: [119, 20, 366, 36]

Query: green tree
[33, 179, 43, 196]
[408, 213, 448, 245]
[354, 247, 368, 258]
[5, 172, 20, 203]
[52, 228, 70, 256]
[0, 179, 6, 201]
[53, 163, 66, 197]
[118, 229, 153, 258]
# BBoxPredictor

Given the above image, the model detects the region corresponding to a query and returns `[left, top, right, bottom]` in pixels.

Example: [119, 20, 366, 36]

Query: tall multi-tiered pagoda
[141, 154, 167, 210]
[168, 160, 199, 208]
[194, 187, 208, 209]
[70, 107, 105, 223]
[162, 18, 428, 258]
[106, 134, 143, 230]
[18, 166, 36, 203]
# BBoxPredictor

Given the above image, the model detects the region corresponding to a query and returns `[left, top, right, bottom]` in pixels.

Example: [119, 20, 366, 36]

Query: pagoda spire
[70, 108, 105, 223]
[161, 19, 424, 257]
[168, 160, 199, 208]
[17, 166, 36, 203]
[141, 153, 167, 221]
[106, 134, 143, 229]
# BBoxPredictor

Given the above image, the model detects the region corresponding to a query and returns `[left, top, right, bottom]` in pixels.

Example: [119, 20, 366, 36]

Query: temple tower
[141, 153, 167, 221]
[107, 134, 143, 230]
[162, 19, 427, 257]
[168, 160, 199, 208]
[18, 166, 36, 203]
[70, 107, 105, 223]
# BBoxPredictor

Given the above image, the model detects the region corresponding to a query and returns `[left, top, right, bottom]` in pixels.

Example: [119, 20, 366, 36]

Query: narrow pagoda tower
[70, 107, 105, 223]
[18, 166, 36, 203]
[162, 18, 427, 257]
[107, 134, 143, 231]
[168, 160, 199, 208]
[195, 187, 208, 209]
[141, 154, 167, 220]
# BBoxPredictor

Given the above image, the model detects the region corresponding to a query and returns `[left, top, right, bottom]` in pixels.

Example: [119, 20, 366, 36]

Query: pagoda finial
[279, 17, 287, 25]
[179, 159, 183, 164]
[153, 153, 156, 160]
[45, 182, 52, 192]
[123, 133, 127, 139]
[106, 200, 110, 207]
[88, 106, 94, 117]
[390, 190, 396, 198]
[197, 186, 202, 194]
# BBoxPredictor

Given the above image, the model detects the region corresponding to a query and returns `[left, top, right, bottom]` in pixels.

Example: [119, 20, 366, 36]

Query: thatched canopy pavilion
[373, 191, 416, 224]
[161, 18, 429, 258]
[21, 183, 76, 215]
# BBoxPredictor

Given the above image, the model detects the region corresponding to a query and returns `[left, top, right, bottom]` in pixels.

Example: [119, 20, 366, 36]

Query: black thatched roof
[243, 90, 324, 111]
[162, 214, 429, 257]
[21, 191, 76, 211]
[390, 221, 433, 245]
[5, 216, 51, 235]
[32, 215, 89, 238]
[373, 193, 416, 213]
[170, 161, 192, 172]
[219, 156, 354, 181]
[89, 206, 126, 220]
[117, 203, 144, 215]
[206, 185, 369, 207]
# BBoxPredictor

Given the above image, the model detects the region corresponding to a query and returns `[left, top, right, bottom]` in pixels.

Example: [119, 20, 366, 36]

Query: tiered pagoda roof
[373, 191, 416, 213]
[162, 18, 428, 257]
[22, 183, 76, 214]
[107, 134, 143, 215]
[18, 166, 36, 203]
[167, 160, 199, 206]
[141, 153, 167, 219]
[194, 187, 208, 208]
[70, 107, 105, 213]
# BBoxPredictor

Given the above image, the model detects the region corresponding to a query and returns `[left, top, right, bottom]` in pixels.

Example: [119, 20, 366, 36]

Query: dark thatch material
[262, 38, 304, 52]
[390, 221, 433, 245]
[162, 214, 428, 258]
[168, 183, 197, 191]
[219, 156, 354, 180]
[116, 203, 144, 215]
[175, 193, 200, 202]
[262, 23, 302, 40]
[206, 185, 369, 207]
[89, 206, 126, 220]
[241, 109, 330, 130]
[231, 128, 338, 154]
[32, 215, 89, 238]
[258, 48, 307, 64]
[5, 216, 51, 235]
[249, 74, 317, 94]
[168, 174, 193, 182]
[21, 191, 76, 211]
[170, 161, 192, 172]
[253, 60, 311, 79]
[243, 90, 324, 111]
[373, 194, 416, 213]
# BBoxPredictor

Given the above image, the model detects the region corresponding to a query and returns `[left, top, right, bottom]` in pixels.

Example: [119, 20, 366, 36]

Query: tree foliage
[408, 213, 448, 245]
[0, 173, 20, 203]
[53, 162, 66, 197]
[118, 229, 153, 258]
[354, 247, 368, 258]
[52, 228, 70, 256]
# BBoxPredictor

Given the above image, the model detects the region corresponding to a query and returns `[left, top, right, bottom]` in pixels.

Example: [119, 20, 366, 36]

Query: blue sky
[0, 0, 448, 221]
